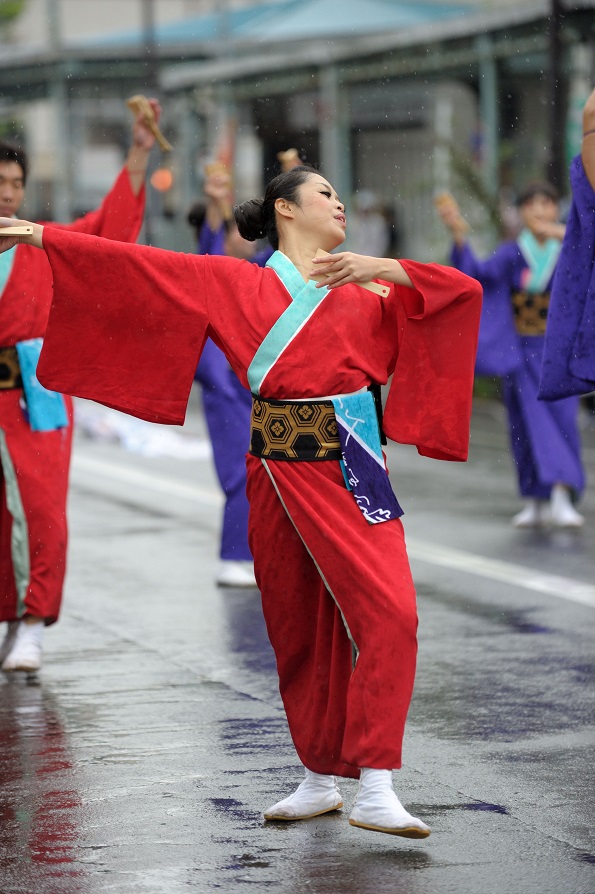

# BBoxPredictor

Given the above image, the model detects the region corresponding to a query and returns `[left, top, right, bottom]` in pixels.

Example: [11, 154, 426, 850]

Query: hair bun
[234, 198, 265, 242]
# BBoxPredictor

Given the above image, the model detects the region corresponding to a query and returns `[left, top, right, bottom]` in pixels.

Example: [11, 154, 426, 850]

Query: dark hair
[187, 201, 206, 232]
[188, 202, 236, 239]
[234, 164, 320, 249]
[0, 140, 28, 185]
[516, 180, 559, 207]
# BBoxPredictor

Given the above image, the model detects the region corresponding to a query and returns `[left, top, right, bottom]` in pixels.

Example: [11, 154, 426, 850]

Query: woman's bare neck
[278, 234, 325, 283]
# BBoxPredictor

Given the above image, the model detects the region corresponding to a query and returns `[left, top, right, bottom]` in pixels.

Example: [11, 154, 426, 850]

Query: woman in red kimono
[0, 101, 161, 675]
[0, 166, 482, 838]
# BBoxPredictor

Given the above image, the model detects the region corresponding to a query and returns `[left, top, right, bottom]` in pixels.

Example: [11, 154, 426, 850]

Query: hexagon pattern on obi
[512, 290, 550, 336]
[0, 346, 22, 390]
[250, 396, 341, 461]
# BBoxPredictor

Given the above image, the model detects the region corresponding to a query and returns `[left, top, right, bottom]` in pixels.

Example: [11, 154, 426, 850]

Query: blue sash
[517, 230, 561, 294]
[250, 252, 401, 525]
[16, 339, 69, 432]
[332, 391, 403, 524]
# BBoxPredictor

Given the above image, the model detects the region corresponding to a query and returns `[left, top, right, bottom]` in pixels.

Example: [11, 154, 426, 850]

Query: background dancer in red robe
[0, 100, 162, 674]
[0, 165, 481, 838]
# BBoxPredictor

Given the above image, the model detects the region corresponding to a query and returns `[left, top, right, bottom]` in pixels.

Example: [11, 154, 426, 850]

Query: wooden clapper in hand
[0, 226, 33, 236]
[313, 249, 390, 297]
[126, 95, 172, 153]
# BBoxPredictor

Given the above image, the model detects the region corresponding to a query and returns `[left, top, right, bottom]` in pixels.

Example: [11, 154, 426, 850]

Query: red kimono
[37, 231, 481, 774]
[0, 170, 145, 625]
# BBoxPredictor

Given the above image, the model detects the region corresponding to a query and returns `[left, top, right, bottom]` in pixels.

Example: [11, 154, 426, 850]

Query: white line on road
[407, 538, 595, 609]
[72, 453, 595, 609]
[71, 453, 223, 507]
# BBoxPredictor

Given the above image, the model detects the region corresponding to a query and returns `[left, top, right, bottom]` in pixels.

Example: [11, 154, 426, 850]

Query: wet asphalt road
[1, 392, 595, 894]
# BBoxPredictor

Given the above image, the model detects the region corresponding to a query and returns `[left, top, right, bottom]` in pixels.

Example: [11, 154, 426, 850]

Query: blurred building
[0, 0, 593, 257]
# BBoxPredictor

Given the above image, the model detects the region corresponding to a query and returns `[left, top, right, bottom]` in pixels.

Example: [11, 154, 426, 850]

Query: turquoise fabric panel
[0, 245, 16, 295]
[517, 230, 561, 294]
[331, 391, 384, 464]
[16, 339, 69, 432]
[247, 251, 329, 395]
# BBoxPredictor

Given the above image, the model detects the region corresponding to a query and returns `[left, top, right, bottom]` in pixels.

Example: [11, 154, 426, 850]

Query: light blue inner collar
[517, 229, 561, 293]
[248, 251, 329, 394]
[0, 245, 16, 296]
[265, 250, 322, 302]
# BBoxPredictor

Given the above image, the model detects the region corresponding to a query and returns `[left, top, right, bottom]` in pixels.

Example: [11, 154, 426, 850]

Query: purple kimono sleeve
[539, 156, 595, 399]
[451, 241, 521, 376]
[198, 220, 226, 256]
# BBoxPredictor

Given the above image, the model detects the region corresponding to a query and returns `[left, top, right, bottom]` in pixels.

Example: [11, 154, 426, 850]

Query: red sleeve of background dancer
[37, 227, 214, 424]
[46, 169, 145, 243]
[383, 260, 483, 462]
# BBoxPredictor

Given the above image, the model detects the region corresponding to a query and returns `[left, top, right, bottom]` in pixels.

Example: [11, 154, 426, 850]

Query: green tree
[0, 1, 26, 28]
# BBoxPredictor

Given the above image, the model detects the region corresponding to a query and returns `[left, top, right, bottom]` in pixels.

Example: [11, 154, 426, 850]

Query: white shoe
[0, 621, 20, 665]
[550, 485, 584, 528]
[349, 768, 431, 839]
[2, 620, 44, 672]
[511, 501, 544, 528]
[264, 768, 343, 821]
[216, 560, 257, 588]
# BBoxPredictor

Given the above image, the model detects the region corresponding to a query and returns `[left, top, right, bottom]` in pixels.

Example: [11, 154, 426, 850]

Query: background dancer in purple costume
[436, 187, 585, 528]
[188, 165, 271, 587]
[539, 86, 595, 402]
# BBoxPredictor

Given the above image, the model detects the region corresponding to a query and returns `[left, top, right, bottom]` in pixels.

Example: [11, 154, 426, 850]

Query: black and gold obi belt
[0, 346, 22, 390]
[250, 395, 342, 461]
[512, 291, 549, 336]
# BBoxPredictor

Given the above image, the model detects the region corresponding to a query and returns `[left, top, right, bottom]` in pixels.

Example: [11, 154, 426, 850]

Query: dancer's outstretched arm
[0, 218, 43, 251]
[582, 87, 595, 190]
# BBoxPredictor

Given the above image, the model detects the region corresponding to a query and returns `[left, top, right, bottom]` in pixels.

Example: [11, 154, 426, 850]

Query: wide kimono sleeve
[46, 168, 145, 243]
[36, 228, 240, 424]
[383, 260, 482, 462]
[539, 155, 595, 399]
[451, 241, 521, 377]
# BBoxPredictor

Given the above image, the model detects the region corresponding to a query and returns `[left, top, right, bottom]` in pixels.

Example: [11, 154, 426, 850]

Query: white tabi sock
[511, 500, 544, 528]
[550, 484, 584, 528]
[264, 767, 343, 821]
[349, 768, 431, 838]
[2, 619, 44, 673]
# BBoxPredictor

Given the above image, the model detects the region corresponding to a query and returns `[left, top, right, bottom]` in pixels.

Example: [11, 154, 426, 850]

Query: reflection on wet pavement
[0, 678, 87, 893]
[0, 407, 593, 894]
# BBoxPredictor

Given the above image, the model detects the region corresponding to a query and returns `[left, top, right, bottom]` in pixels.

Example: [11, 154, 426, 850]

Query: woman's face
[519, 194, 559, 227]
[291, 175, 346, 249]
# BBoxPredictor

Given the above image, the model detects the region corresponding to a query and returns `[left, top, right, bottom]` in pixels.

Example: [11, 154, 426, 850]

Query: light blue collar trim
[265, 250, 308, 300]
[0, 245, 16, 295]
[248, 251, 328, 394]
[517, 229, 561, 293]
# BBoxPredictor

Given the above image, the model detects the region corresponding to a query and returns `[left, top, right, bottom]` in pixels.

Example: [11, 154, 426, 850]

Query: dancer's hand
[131, 98, 163, 151]
[582, 87, 595, 190]
[434, 192, 469, 245]
[310, 252, 413, 289]
[204, 169, 233, 223]
[204, 172, 232, 204]
[126, 97, 164, 194]
[310, 251, 380, 288]
[0, 218, 44, 252]
[523, 212, 565, 242]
